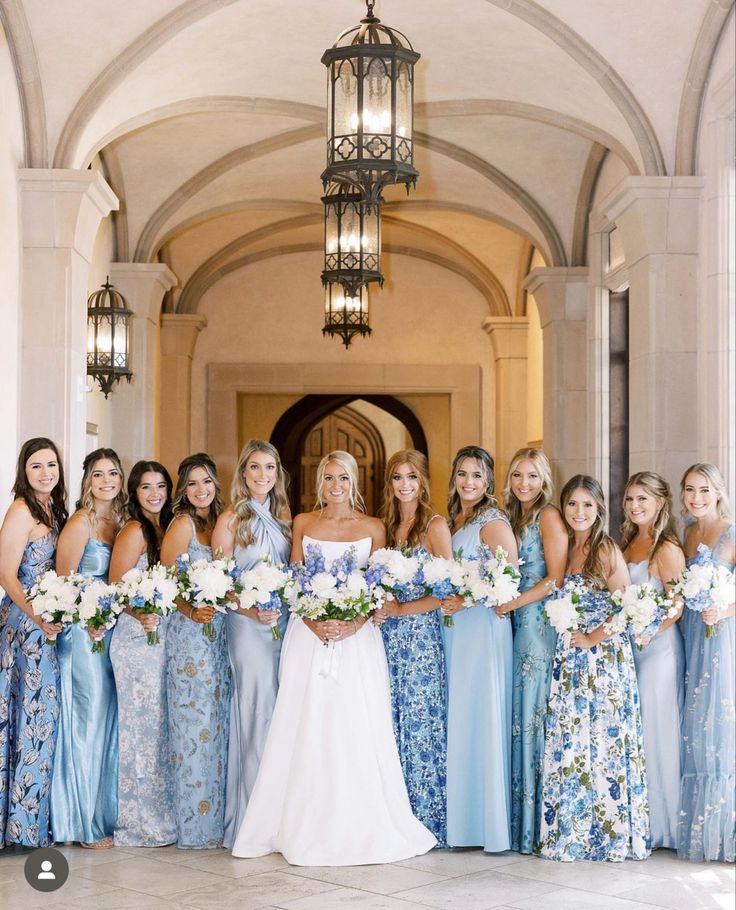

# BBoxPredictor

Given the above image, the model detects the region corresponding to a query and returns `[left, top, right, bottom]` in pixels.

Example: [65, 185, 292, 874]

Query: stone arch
[675, 0, 734, 176]
[571, 142, 608, 266]
[0, 0, 47, 166]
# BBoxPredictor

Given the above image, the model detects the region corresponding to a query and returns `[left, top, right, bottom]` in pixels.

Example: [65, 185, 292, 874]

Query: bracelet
[188, 605, 196, 620]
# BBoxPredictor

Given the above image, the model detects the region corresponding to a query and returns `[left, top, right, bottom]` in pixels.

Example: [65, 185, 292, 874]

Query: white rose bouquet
[238, 556, 296, 640]
[420, 554, 468, 627]
[673, 560, 735, 638]
[27, 570, 85, 644]
[118, 563, 180, 645]
[605, 582, 678, 648]
[365, 548, 424, 605]
[544, 579, 586, 636]
[461, 544, 522, 620]
[78, 581, 123, 653]
[177, 551, 241, 639]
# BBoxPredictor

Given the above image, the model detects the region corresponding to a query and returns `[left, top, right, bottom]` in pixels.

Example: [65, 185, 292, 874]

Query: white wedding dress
[231, 535, 437, 865]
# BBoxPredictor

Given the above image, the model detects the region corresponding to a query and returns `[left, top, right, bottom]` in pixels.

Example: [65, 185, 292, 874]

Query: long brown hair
[560, 474, 614, 588]
[75, 448, 127, 530]
[620, 471, 682, 562]
[127, 461, 173, 566]
[447, 445, 499, 529]
[172, 453, 224, 532]
[380, 450, 434, 549]
[230, 439, 291, 547]
[12, 437, 68, 531]
[503, 447, 554, 540]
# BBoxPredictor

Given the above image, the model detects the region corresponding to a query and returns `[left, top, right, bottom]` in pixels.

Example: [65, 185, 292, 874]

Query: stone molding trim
[571, 143, 608, 267]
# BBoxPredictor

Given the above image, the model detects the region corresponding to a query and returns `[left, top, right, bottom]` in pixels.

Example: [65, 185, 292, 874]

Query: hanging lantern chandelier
[321, 0, 420, 209]
[321, 184, 383, 297]
[86, 277, 133, 398]
[323, 283, 371, 348]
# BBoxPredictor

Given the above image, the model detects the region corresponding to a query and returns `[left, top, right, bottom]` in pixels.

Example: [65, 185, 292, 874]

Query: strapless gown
[231, 535, 436, 865]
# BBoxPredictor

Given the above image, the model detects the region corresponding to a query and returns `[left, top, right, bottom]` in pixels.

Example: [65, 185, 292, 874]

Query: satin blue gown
[628, 560, 684, 850]
[381, 521, 448, 846]
[110, 550, 177, 846]
[443, 507, 513, 851]
[166, 522, 231, 848]
[678, 525, 735, 862]
[511, 513, 557, 853]
[50, 537, 118, 843]
[0, 529, 59, 848]
[223, 499, 290, 849]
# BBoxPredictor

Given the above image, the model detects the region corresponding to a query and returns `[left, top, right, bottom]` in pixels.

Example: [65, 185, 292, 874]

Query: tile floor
[0, 844, 733, 910]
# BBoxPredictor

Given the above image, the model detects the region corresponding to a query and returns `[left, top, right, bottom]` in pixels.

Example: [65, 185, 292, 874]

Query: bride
[231, 450, 436, 866]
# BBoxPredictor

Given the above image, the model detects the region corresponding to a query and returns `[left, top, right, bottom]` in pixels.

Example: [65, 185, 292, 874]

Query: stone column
[524, 267, 589, 488]
[600, 177, 704, 484]
[18, 170, 118, 489]
[482, 316, 528, 482]
[159, 313, 207, 477]
[108, 263, 177, 471]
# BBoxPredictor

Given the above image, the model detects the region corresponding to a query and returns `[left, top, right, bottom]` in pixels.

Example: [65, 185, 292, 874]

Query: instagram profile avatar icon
[24, 847, 69, 893]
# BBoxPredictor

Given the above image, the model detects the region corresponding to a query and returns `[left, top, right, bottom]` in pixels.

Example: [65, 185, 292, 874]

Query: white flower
[308, 572, 339, 599]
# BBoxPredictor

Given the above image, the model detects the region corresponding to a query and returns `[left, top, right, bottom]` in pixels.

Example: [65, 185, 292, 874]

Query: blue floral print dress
[538, 575, 650, 862]
[0, 529, 59, 848]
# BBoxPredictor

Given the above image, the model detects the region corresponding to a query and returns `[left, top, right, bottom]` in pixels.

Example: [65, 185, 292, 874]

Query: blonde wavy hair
[75, 448, 127, 530]
[380, 450, 434, 549]
[503, 447, 554, 540]
[620, 471, 682, 560]
[680, 462, 733, 521]
[447, 445, 500, 529]
[315, 450, 366, 513]
[560, 474, 615, 589]
[230, 439, 291, 547]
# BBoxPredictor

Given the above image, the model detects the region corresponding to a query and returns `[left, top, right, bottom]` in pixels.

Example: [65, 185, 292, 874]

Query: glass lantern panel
[325, 204, 339, 256]
[96, 313, 113, 355]
[339, 201, 361, 255]
[395, 61, 412, 147]
[113, 314, 128, 356]
[87, 317, 96, 355]
[333, 58, 358, 152]
[362, 57, 392, 160]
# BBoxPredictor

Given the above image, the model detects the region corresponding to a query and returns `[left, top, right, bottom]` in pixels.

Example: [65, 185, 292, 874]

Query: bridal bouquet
[119, 563, 180, 645]
[673, 560, 735, 638]
[238, 556, 296, 640]
[544, 579, 586, 637]
[289, 544, 373, 635]
[461, 544, 522, 618]
[177, 552, 241, 639]
[604, 582, 678, 648]
[78, 581, 124, 653]
[27, 570, 85, 644]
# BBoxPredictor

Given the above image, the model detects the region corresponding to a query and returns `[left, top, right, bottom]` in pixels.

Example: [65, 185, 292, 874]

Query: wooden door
[299, 406, 384, 514]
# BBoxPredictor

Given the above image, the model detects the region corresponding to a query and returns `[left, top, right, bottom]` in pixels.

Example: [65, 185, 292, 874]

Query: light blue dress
[511, 512, 558, 853]
[110, 549, 177, 846]
[381, 519, 448, 846]
[444, 507, 513, 851]
[223, 499, 290, 849]
[678, 525, 735, 863]
[628, 559, 684, 850]
[50, 537, 118, 843]
[539, 576, 650, 862]
[0, 529, 59, 847]
[166, 521, 231, 848]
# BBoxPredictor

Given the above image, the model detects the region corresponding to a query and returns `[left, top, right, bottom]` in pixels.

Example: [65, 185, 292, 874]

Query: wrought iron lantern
[86, 277, 133, 398]
[321, 0, 420, 208]
[323, 282, 371, 348]
[322, 184, 382, 297]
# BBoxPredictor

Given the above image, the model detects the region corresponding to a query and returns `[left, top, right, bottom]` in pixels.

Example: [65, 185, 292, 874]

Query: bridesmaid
[212, 440, 291, 849]
[678, 463, 735, 863]
[497, 447, 566, 854]
[51, 448, 126, 847]
[440, 446, 517, 852]
[375, 449, 449, 845]
[620, 471, 685, 851]
[162, 453, 231, 849]
[0, 438, 68, 848]
[109, 460, 177, 847]
[538, 475, 649, 862]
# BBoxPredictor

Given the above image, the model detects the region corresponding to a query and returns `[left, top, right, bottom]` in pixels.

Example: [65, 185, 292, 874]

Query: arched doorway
[271, 395, 428, 514]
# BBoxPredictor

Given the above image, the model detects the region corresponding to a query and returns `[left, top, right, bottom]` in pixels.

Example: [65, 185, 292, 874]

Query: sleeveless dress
[232, 535, 436, 865]
[444, 507, 513, 851]
[539, 575, 650, 862]
[678, 525, 735, 863]
[380, 517, 448, 845]
[628, 559, 684, 850]
[50, 537, 118, 843]
[166, 522, 231, 848]
[223, 499, 290, 849]
[511, 512, 558, 853]
[110, 550, 177, 846]
[0, 529, 59, 847]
